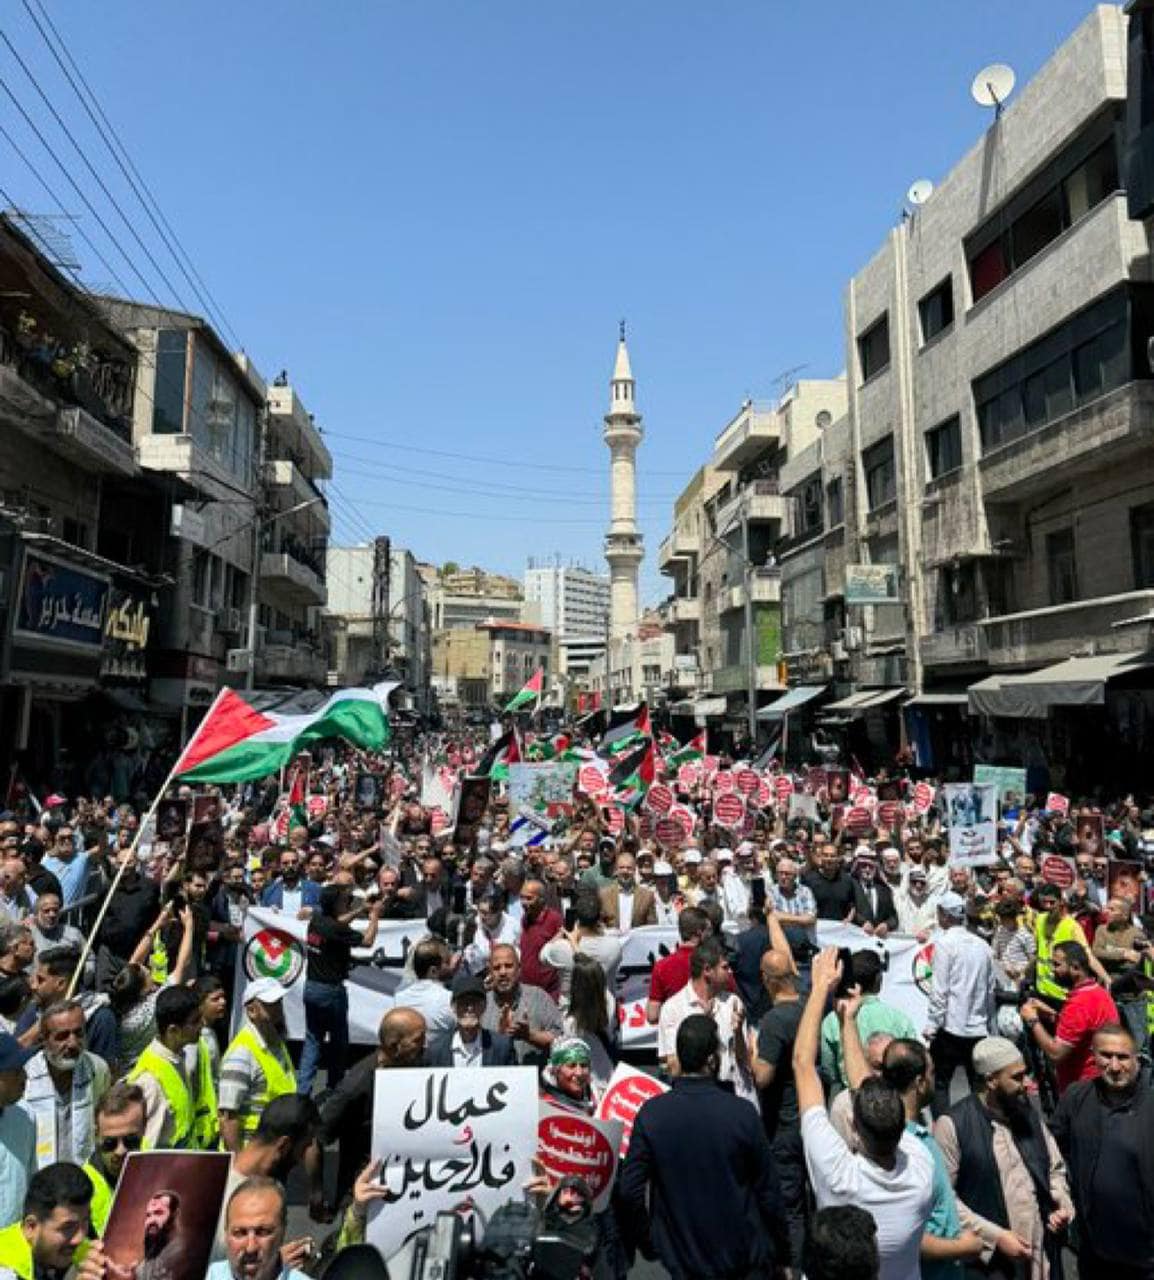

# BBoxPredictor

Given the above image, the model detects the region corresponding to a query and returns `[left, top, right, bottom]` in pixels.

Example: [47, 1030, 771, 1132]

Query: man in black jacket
[617, 1013, 788, 1280]
[94, 845, 159, 988]
[426, 978, 516, 1067]
[850, 850, 898, 937]
[1051, 1023, 1154, 1280]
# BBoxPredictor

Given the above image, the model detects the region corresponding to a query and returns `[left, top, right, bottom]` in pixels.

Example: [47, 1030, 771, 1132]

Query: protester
[480, 943, 563, 1064]
[390, 938, 456, 1057]
[820, 949, 918, 1092]
[206, 1178, 311, 1280]
[218, 980, 296, 1152]
[126, 984, 204, 1149]
[427, 978, 515, 1067]
[82, 1082, 146, 1233]
[0, 1035, 32, 1235]
[0, 1163, 92, 1280]
[539, 886, 623, 1002]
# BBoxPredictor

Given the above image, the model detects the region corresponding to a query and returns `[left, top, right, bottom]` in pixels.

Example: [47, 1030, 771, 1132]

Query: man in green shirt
[820, 949, 918, 1089]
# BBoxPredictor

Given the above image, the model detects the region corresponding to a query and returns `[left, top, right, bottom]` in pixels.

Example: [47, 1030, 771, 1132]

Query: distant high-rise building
[524, 561, 610, 678]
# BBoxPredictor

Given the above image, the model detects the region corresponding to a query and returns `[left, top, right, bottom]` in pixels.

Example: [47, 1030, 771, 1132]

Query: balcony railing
[980, 590, 1154, 668]
[919, 623, 988, 668]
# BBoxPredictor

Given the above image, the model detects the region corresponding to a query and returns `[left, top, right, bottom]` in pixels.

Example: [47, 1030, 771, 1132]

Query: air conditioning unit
[830, 640, 848, 662]
[226, 648, 252, 673]
[217, 607, 243, 634]
[844, 626, 864, 652]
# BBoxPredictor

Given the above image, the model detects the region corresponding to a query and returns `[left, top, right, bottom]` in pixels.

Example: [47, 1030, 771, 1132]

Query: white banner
[815, 922, 931, 1031]
[613, 924, 680, 1050]
[367, 1067, 538, 1259]
[236, 906, 427, 1044]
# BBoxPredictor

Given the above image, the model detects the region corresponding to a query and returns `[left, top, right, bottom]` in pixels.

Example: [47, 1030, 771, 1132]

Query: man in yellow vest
[81, 1083, 147, 1235]
[127, 986, 204, 1150]
[1032, 882, 1108, 1004]
[0, 1162, 91, 1280]
[219, 979, 295, 1153]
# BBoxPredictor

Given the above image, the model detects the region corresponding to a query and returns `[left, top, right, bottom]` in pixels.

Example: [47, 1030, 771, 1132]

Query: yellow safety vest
[149, 932, 169, 986]
[127, 1045, 195, 1149]
[1034, 913, 1082, 1001]
[0, 1224, 33, 1280]
[193, 1036, 220, 1151]
[224, 1026, 297, 1136]
[82, 1163, 114, 1235]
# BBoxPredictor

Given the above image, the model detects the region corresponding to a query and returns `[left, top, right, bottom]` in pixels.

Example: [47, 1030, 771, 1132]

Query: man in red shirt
[1022, 939, 1119, 1094]
[646, 905, 710, 1023]
[517, 878, 563, 999]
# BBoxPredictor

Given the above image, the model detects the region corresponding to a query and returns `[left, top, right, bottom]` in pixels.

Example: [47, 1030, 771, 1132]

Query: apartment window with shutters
[1047, 528, 1078, 604]
[1131, 502, 1154, 589]
[925, 416, 963, 479]
[862, 436, 897, 510]
[918, 278, 955, 343]
[857, 314, 890, 382]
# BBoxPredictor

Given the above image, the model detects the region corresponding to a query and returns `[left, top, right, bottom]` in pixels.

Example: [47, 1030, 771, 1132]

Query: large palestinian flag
[598, 702, 651, 758]
[477, 728, 522, 780]
[667, 730, 706, 767]
[175, 683, 396, 784]
[607, 736, 656, 808]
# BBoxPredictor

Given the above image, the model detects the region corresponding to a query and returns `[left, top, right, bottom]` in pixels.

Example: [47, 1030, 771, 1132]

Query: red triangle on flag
[174, 689, 276, 776]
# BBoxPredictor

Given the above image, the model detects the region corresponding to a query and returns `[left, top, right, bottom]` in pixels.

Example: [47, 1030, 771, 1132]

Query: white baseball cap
[683, 850, 703, 864]
[243, 977, 286, 1006]
[653, 860, 675, 876]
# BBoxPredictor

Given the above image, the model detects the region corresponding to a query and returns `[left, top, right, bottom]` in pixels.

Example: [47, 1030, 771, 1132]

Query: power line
[16, 0, 241, 349]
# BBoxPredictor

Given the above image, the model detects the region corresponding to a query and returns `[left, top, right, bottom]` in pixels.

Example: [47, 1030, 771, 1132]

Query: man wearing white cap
[925, 892, 997, 1117]
[218, 979, 295, 1153]
[934, 1036, 1073, 1279]
[651, 860, 681, 928]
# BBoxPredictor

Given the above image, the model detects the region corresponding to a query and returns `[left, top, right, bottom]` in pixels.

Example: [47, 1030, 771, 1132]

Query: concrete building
[425, 565, 523, 631]
[604, 327, 644, 641]
[326, 540, 430, 707]
[432, 620, 551, 713]
[523, 559, 610, 685]
[829, 4, 1154, 783]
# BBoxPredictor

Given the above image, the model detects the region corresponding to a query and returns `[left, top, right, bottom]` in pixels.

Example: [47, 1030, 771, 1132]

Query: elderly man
[925, 892, 997, 1117]
[17, 999, 110, 1166]
[895, 866, 939, 938]
[28, 892, 86, 960]
[599, 853, 657, 932]
[0, 860, 32, 925]
[428, 978, 517, 1067]
[935, 1037, 1073, 1280]
[218, 979, 296, 1153]
[481, 943, 563, 1064]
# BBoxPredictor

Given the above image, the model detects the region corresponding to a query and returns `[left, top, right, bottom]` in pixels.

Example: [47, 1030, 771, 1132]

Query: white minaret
[603, 322, 644, 640]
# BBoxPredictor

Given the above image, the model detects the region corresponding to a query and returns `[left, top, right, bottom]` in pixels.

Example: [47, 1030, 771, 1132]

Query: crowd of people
[0, 720, 1151, 1280]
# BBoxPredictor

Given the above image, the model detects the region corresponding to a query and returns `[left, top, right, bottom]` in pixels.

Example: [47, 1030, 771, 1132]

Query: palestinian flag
[504, 668, 543, 713]
[477, 728, 522, 780]
[525, 732, 571, 762]
[667, 730, 707, 767]
[287, 763, 308, 831]
[598, 702, 651, 758]
[175, 683, 395, 784]
[607, 736, 656, 808]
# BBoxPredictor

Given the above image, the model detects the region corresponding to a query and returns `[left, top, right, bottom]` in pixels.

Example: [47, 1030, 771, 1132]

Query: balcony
[667, 596, 701, 626]
[139, 433, 253, 501]
[710, 663, 784, 695]
[980, 381, 1154, 502]
[264, 459, 331, 532]
[715, 480, 786, 535]
[260, 550, 326, 606]
[658, 525, 696, 572]
[713, 401, 780, 471]
[981, 590, 1154, 669]
[266, 384, 333, 479]
[721, 568, 782, 613]
[920, 624, 988, 668]
[257, 643, 327, 686]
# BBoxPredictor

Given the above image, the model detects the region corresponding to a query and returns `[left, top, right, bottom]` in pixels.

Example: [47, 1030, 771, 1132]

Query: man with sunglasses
[82, 1084, 146, 1234]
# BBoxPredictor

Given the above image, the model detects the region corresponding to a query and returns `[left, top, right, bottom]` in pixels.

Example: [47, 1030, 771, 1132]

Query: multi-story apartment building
[523, 560, 610, 685]
[432, 620, 551, 713]
[425, 565, 524, 631]
[830, 4, 1154, 783]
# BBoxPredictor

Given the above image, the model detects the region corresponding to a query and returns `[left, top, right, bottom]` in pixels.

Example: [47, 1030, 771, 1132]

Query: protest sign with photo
[1108, 859, 1143, 908]
[454, 774, 492, 844]
[788, 792, 818, 821]
[356, 772, 383, 809]
[942, 781, 998, 867]
[103, 1151, 232, 1280]
[973, 765, 1027, 809]
[508, 763, 577, 818]
[368, 1067, 538, 1260]
[420, 762, 455, 813]
[596, 1064, 669, 1157]
[235, 906, 425, 1043]
[537, 1103, 623, 1211]
[1075, 813, 1105, 859]
[826, 768, 850, 804]
[156, 798, 189, 841]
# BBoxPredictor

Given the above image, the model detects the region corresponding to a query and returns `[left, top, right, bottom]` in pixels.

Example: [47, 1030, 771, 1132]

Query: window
[61, 517, 89, 549]
[826, 476, 844, 527]
[1131, 502, 1154, 589]
[967, 119, 1120, 303]
[925, 416, 962, 479]
[857, 314, 890, 382]
[974, 285, 1137, 454]
[152, 330, 187, 435]
[918, 278, 955, 342]
[797, 475, 823, 536]
[862, 436, 896, 510]
[1047, 528, 1078, 604]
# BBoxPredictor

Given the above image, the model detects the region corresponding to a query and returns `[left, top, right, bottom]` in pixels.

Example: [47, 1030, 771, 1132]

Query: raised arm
[792, 945, 841, 1113]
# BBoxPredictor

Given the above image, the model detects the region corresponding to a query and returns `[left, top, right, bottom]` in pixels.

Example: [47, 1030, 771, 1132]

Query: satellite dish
[971, 63, 1015, 114]
[907, 179, 934, 207]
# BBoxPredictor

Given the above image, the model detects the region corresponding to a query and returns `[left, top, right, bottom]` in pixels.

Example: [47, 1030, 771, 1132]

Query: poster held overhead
[942, 782, 999, 867]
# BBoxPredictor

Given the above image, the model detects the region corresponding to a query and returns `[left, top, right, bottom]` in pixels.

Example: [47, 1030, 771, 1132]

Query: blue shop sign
[15, 552, 110, 648]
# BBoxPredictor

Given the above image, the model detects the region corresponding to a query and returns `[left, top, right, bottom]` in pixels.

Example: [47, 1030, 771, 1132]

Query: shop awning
[693, 696, 727, 723]
[905, 692, 970, 708]
[824, 690, 883, 713]
[757, 684, 827, 720]
[822, 688, 907, 717]
[968, 652, 1154, 719]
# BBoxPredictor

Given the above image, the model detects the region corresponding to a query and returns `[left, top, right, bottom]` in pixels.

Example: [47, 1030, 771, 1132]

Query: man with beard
[0, 1162, 91, 1280]
[803, 843, 857, 923]
[125, 1192, 184, 1280]
[17, 1000, 109, 1166]
[1051, 1024, 1154, 1279]
[207, 1179, 308, 1280]
[1021, 940, 1118, 1095]
[934, 1037, 1073, 1279]
[850, 850, 898, 937]
[480, 944, 563, 1065]
[94, 846, 160, 990]
[218, 981, 296, 1153]
[598, 853, 657, 932]
[260, 851, 321, 917]
[82, 1083, 147, 1234]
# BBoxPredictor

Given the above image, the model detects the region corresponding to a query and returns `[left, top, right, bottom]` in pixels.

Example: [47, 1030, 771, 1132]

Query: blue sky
[2, 0, 1098, 604]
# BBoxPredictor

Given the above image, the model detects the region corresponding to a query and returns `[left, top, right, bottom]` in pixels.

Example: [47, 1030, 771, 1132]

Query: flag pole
[67, 686, 231, 999]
